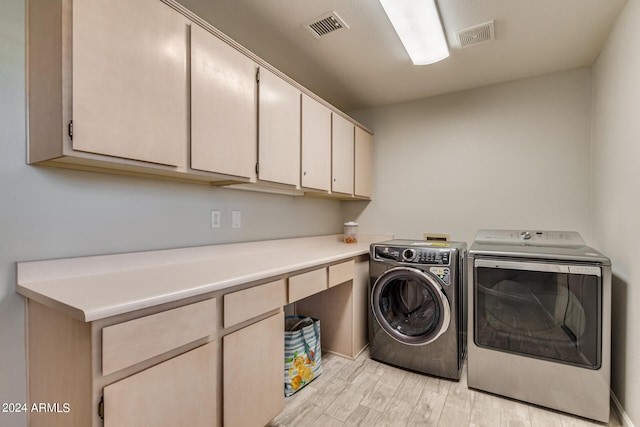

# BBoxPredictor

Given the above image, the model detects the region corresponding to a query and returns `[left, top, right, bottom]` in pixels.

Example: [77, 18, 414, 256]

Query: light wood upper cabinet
[301, 94, 331, 192]
[257, 68, 301, 187]
[354, 127, 373, 199]
[27, 0, 373, 197]
[71, 0, 188, 166]
[331, 114, 355, 195]
[190, 24, 257, 180]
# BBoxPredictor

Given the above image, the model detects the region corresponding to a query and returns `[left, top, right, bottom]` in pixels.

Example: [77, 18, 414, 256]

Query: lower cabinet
[223, 311, 285, 427]
[288, 267, 327, 303]
[25, 298, 218, 427]
[103, 342, 217, 426]
[24, 255, 367, 427]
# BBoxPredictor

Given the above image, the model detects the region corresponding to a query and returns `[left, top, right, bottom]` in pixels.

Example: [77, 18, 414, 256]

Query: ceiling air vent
[456, 21, 495, 48]
[304, 11, 349, 39]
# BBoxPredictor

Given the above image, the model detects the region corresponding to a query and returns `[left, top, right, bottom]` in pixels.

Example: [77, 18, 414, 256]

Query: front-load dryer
[369, 240, 467, 380]
[468, 230, 611, 422]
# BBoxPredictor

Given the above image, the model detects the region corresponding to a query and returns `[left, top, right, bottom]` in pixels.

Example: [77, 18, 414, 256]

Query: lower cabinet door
[103, 341, 217, 427]
[223, 311, 284, 427]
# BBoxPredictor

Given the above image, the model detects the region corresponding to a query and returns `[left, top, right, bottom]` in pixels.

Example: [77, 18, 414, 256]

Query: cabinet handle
[98, 396, 104, 420]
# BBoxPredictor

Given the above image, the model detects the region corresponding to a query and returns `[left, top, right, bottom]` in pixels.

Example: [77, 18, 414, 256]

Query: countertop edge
[16, 284, 90, 322]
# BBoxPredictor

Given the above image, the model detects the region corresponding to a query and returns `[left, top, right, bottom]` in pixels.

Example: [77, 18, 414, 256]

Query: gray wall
[0, 2, 342, 426]
[347, 68, 594, 245]
[593, 0, 640, 425]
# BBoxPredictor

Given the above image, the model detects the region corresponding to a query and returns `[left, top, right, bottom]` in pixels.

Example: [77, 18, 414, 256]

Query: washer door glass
[372, 267, 450, 345]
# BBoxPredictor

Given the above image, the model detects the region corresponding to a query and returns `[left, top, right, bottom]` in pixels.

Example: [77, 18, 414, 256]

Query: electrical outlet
[211, 210, 221, 228]
[232, 210, 241, 229]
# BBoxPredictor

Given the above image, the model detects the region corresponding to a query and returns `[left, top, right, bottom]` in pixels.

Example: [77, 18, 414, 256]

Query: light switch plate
[211, 210, 221, 228]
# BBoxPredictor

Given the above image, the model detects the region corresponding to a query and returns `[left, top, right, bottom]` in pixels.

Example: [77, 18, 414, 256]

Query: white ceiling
[176, 0, 628, 112]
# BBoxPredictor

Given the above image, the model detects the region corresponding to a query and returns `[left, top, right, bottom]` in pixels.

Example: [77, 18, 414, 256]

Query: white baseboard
[612, 391, 636, 427]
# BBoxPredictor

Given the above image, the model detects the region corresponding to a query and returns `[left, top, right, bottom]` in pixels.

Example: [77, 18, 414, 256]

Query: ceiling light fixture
[378, 0, 449, 65]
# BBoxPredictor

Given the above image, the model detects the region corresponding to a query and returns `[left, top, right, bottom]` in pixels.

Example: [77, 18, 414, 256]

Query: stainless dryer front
[468, 230, 611, 422]
[368, 240, 467, 380]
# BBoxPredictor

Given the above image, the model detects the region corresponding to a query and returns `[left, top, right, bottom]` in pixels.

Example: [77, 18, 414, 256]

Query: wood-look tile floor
[270, 349, 623, 427]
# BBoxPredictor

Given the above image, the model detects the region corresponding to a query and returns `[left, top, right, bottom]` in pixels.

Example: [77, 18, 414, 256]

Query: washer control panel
[374, 246, 450, 265]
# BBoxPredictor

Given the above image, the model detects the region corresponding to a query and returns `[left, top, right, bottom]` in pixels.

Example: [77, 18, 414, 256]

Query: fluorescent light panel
[379, 0, 449, 65]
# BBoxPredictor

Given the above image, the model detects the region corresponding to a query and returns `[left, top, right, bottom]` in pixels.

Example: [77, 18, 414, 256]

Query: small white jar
[343, 221, 358, 244]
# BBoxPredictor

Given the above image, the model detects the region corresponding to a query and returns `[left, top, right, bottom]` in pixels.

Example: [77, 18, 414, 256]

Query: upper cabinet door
[257, 68, 301, 187]
[354, 127, 373, 199]
[331, 114, 355, 195]
[301, 95, 331, 192]
[191, 24, 257, 180]
[72, 0, 188, 166]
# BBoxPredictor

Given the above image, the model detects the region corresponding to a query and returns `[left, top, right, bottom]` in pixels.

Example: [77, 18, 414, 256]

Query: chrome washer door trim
[371, 266, 450, 345]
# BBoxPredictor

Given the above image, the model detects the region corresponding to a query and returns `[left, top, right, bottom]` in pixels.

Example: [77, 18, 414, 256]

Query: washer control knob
[402, 248, 416, 262]
[520, 231, 532, 240]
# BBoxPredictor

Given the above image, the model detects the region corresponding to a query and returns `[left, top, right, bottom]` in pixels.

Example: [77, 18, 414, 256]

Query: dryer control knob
[402, 249, 416, 262]
[520, 231, 532, 240]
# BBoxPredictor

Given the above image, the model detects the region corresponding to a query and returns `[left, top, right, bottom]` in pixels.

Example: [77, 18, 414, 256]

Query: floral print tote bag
[284, 316, 322, 396]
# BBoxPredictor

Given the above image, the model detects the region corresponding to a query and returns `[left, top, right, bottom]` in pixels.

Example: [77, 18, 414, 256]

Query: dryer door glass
[372, 267, 450, 345]
[474, 258, 602, 368]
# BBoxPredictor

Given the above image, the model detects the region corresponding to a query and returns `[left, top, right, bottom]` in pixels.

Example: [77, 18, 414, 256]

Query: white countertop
[16, 234, 391, 322]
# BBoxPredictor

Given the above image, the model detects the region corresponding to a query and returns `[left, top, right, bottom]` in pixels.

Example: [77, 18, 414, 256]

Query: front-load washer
[369, 240, 467, 380]
[468, 230, 611, 422]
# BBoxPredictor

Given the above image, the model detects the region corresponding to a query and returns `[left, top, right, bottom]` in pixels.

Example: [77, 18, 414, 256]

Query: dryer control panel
[474, 229, 585, 248]
[373, 245, 450, 265]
